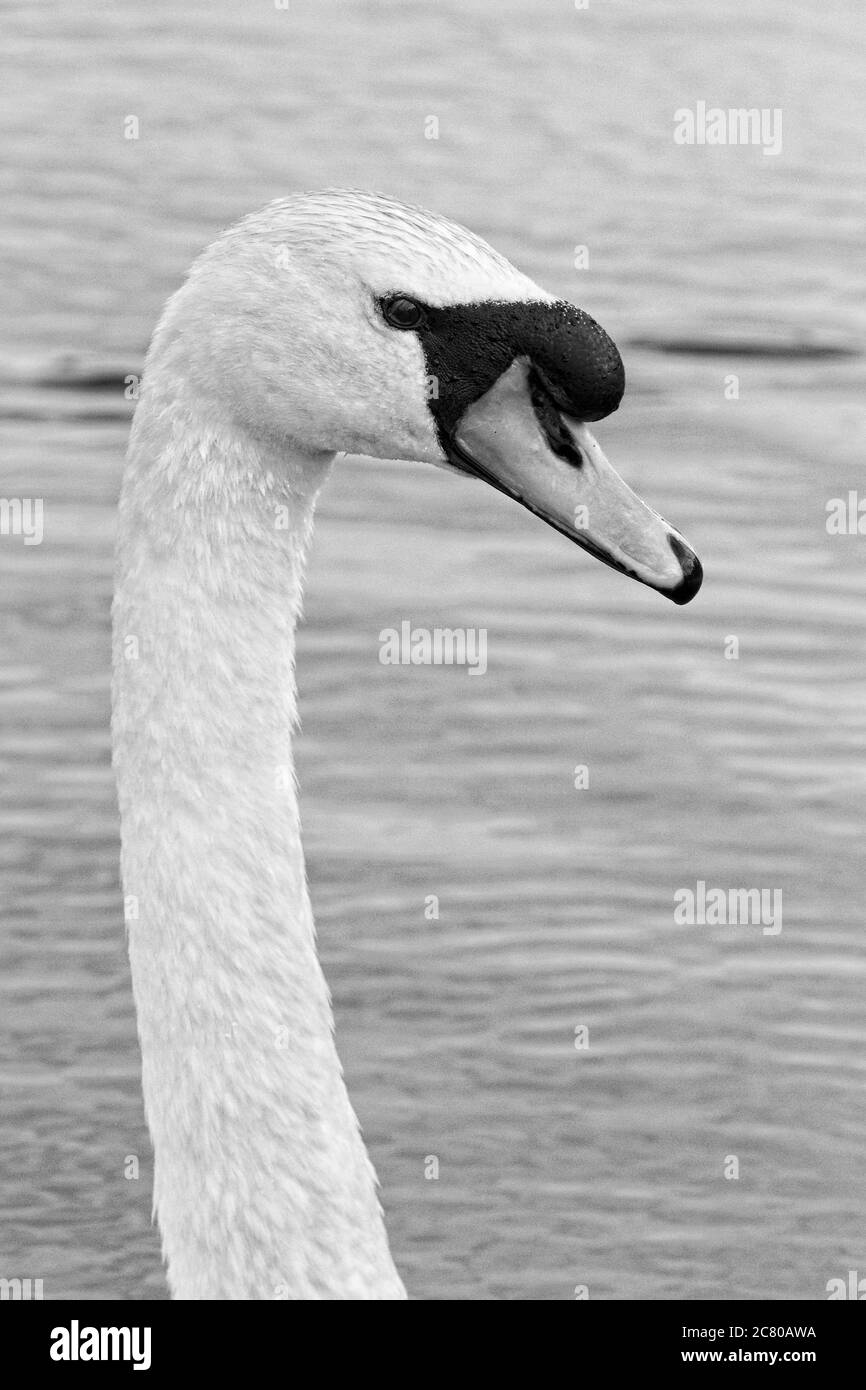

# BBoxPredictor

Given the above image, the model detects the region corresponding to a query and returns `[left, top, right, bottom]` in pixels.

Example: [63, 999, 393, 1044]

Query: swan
[112, 189, 702, 1301]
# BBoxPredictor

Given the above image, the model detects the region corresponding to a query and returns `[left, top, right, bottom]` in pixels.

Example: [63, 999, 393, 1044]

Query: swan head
[158, 190, 701, 604]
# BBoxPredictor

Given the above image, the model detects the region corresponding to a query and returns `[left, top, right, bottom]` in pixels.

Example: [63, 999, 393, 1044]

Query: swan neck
[113, 406, 405, 1299]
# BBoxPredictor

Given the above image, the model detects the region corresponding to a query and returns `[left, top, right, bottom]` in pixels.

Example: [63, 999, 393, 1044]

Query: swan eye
[381, 295, 425, 330]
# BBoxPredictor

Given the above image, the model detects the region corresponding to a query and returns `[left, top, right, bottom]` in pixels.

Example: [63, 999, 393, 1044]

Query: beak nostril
[528, 367, 584, 468]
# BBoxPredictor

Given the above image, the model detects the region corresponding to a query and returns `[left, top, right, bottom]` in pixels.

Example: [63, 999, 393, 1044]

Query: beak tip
[665, 535, 703, 605]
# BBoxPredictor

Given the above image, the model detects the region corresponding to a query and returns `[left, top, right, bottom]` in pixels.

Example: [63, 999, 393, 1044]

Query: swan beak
[448, 360, 702, 604]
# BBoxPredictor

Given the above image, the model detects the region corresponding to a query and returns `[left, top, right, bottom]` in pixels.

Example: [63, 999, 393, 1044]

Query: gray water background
[0, 0, 864, 1299]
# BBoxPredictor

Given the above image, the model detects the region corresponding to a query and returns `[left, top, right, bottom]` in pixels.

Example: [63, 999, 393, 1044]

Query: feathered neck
[112, 375, 406, 1299]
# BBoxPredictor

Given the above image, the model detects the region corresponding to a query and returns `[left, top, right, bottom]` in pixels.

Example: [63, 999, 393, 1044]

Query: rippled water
[1, 0, 863, 1300]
